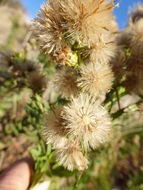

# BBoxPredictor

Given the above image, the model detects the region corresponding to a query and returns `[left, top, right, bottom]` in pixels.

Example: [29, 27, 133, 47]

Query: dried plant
[1, 1, 143, 190]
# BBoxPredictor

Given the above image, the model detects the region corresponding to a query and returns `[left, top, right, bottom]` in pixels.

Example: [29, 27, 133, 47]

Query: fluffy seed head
[129, 3, 143, 24]
[59, 0, 115, 46]
[116, 28, 132, 48]
[33, 0, 116, 53]
[112, 48, 126, 79]
[42, 107, 68, 149]
[33, 1, 67, 59]
[89, 34, 117, 63]
[126, 53, 143, 77]
[124, 53, 143, 95]
[62, 93, 112, 150]
[53, 68, 78, 99]
[56, 140, 88, 171]
[129, 19, 143, 53]
[77, 62, 114, 98]
[124, 73, 143, 96]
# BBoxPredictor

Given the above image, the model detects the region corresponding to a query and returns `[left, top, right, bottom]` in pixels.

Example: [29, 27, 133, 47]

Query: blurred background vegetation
[0, 0, 143, 190]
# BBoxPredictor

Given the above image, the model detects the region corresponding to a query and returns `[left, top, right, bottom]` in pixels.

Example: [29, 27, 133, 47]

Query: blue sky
[21, 0, 141, 29]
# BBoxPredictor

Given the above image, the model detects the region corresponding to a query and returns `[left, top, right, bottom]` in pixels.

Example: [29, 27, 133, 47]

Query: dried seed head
[129, 19, 143, 53]
[42, 107, 68, 149]
[33, 1, 67, 58]
[89, 34, 117, 63]
[129, 4, 143, 24]
[127, 53, 143, 75]
[59, 0, 115, 47]
[53, 68, 78, 99]
[24, 60, 40, 73]
[116, 28, 132, 48]
[77, 61, 114, 98]
[43, 80, 58, 104]
[112, 48, 126, 79]
[33, 0, 116, 56]
[56, 140, 88, 171]
[62, 93, 112, 151]
[124, 73, 143, 95]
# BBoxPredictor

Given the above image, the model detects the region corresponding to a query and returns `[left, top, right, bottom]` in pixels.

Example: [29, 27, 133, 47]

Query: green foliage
[0, 2, 143, 190]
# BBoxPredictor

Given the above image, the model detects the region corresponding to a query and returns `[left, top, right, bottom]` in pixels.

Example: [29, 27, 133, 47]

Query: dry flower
[33, 1, 67, 60]
[126, 53, 143, 78]
[56, 139, 88, 171]
[43, 80, 58, 104]
[77, 61, 114, 98]
[42, 107, 68, 149]
[33, 0, 116, 54]
[24, 60, 40, 73]
[129, 19, 143, 53]
[59, 0, 116, 47]
[53, 68, 78, 99]
[124, 73, 143, 95]
[129, 4, 143, 24]
[116, 28, 131, 48]
[112, 48, 126, 79]
[62, 93, 112, 150]
[89, 34, 116, 63]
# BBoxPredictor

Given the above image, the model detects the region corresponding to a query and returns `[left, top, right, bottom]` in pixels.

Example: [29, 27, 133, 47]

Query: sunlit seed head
[62, 93, 112, 151]
[116, 28, 132, 48]
[52, 67, 78, 99]
[124, 73, 143, 96]
[124, 54, 143, 96]
[42, 107, 68, 149]
[89, 34, 117, 63]
[126, 54, 143, 77]
[56, 0, 115, 47]
[129, 3, 143, 24]
[33, 1, 67, 60]
[56, 139, 88, 171]
[111, 48, 126, 79]
[129, 19, 143, 53]
[77, 61, 114, 98]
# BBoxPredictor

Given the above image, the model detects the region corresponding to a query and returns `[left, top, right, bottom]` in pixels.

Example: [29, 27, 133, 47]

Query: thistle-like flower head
[130, 19, 143, 52]
[89, 34, 117, 63]
[33, 1, 67, 59]
[124, 73, 143, 96]
[130, 4, 143, 24]
[56, 139, 88, 171]
[77, 61, 114, 98]
[62, 93, 112, 150]
[59, 0, 115, 46]
[53, 67, 78, 99]
[33, 0, 116, 56]
[42, 107, 68, 149]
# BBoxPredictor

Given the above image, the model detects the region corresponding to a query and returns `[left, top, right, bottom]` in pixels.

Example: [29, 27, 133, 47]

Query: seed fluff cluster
[117, 4, 143, 95]
[34, 0, 118, 171]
